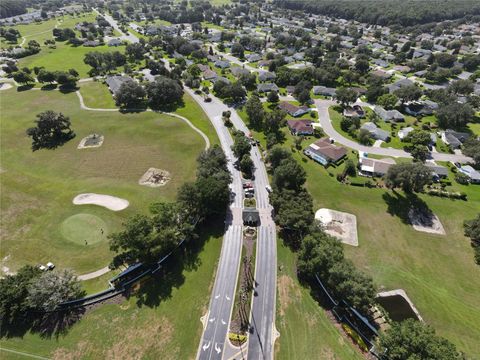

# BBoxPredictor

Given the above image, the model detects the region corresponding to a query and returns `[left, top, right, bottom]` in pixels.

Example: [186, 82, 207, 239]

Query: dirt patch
[315, 208, 359, 246]
[408, 208, 445, 235]
[77, 134, 104, 149]
[138, 168, 171, 187]
[277, 275, 300, 317]
[53, 341, 92, 360]
[106, 317, 177, 360]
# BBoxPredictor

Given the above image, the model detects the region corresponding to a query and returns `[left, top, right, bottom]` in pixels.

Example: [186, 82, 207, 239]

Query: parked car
[243, 182, 253, 189]
[265, 185, 272, 193]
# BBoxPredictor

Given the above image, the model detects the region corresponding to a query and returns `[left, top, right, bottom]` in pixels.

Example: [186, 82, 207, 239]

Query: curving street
[314, 99, 473, 163]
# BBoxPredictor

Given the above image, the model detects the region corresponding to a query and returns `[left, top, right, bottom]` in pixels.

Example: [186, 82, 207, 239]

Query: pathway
[78, 266, 110, 281]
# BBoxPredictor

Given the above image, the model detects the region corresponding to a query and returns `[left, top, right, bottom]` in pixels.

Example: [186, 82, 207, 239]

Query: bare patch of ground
[77, 134, 104, 149]
[0, 83, 13, 91]
[138, 168, 171, 187]
[408, 208, 445, 235]
[277, 275, 300, 317]
[73, 193, 129, 211]
[315, 208, 359, 246]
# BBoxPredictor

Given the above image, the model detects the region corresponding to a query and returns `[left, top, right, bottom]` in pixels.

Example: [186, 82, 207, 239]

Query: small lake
[376, 294, 419, 322]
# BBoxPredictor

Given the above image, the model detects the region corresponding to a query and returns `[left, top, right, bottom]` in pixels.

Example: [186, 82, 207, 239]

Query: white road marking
[202, 341, 211, 351]
[214, 343, 221, 354]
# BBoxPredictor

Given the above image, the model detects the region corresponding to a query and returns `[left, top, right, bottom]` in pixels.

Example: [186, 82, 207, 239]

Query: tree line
[274, 0, 480, 27]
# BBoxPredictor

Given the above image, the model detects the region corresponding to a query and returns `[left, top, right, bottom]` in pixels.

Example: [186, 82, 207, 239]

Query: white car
[265, 185, 272, 193]
[46, 262, 55, 270]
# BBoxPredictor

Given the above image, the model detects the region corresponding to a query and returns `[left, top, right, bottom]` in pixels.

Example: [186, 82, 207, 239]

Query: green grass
[79, 81, 117, 109]
[0, 88, 209, 273]
[18, 43, 125, 78]
[0, 226, 223, 359]
[239, 104, 480, 356]
[468, 122, 480, 136]
[275, 242, 364, 359]
[60, 213, 108, 245]
[295, 147, 480, 357]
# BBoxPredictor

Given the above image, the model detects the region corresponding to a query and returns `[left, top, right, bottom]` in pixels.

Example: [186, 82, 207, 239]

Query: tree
[27, 270, 84, 311]
[376, 93, 398, 110]
[267, 146, 291, 169]
[231, 43, 244, 59]
[344, 159, 356, 177]
[409, 144, 430, 162]
[462, 138, 480, 169]
[110, 202, 194, 267]
[146, 76, 183, 110]
[355, 58, 370, 74]
[245, 95, 265, 129]
[379, 319, 461, 360]
[449, 79, 474, 96]
[13, 71, 34, 85]
[55, 71, 78, 88]
[270, 188, 314, 236]
[436, 102, 474, 129]
[126, 42, 146, 60]
[293, 80, 312, 105]
[231, 131, 251, 160]
[26, 111, 75, 151]
[0, 265, 41, 327]
[394, 85, 422, 104]
[464, 214, 480, 265]
[335, 87, 357, 108]
[240, 155, 254, 177]
[115, 80, 146, 108]
[267, 90, 279, 104]
[37, 69, 56, 84]
[358, 128, 371, 145]
[385, 163, 431, 193]
[405, 130, 431, 162]
[273, 157, 306, 191]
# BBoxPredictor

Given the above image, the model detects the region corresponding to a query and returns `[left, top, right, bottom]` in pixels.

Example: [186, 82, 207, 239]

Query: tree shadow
[149, 98, 185, 112]
[382, 190, 432, 225]
[59, 85, 79, 94]
[1, 308, 85, 340]
[17, 84, 34, 92]
[41, 84, 58, 91]
[132, 221, 224, 309]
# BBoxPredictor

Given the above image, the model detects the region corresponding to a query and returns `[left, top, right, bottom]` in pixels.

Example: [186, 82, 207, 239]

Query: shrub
[342, 324, 369, 352]
[455, 172, 469, 185]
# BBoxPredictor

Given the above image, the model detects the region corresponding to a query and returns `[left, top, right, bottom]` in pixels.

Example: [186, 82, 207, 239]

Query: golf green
[60, 213, 109, 246]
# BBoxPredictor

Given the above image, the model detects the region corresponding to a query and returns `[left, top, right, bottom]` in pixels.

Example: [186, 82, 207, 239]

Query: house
[107, 38, 122, 46]
[404, 100, 438, 116]
[257, 83, 279, 93]
[459, 166, 480, 183]
[105, 75, 134, 95]
[258, 60, 271, 68]
[371, 69, 393, 79]
[231, 67, 250, 77]
[203, 69, 218, 81]
[313, 86, 336, 97]
[361, 122, 391, 141]
[278, 101, 310, 117]
[374, 106, 405, 122]
[441, 129, 470, 149]
[387, 78, 414, 93]
[243, 207, 260, 226]
[83, 40, 100, 47]
[215, 60, 230, 69]
[359, 156, 396, 177]
[246, 53, 262, 62]
[398, 127, 414, 140]
[343, 105, 365, 118]
[304, 138, 348, 166]
[286, 86, 295, 95]
[212, 76, 230, 85]
[258, 71, 276, 82]
[425, 163, 448, 180]
[145, 25, 160, 36]
[287, 119, 314, 135]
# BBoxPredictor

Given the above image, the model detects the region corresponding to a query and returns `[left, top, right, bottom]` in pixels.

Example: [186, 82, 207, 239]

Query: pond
[376, 293, 421, 322]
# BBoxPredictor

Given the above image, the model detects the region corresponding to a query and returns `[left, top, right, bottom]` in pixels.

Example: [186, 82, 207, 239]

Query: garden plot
[315, 208, 358, 246]
[138, 168, 171, 187]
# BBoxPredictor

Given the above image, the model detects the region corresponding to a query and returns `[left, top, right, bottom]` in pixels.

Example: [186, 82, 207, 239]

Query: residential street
[93, 8, 139, 43]
[314, 99, 473, 163]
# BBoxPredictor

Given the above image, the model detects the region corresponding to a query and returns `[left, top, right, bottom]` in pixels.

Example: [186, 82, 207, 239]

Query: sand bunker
[77, 134, 104, 149]
[315, 208, 358, 246]
[0, 83, 13, 91]
[408, 208, 445, 235]
[73, 193, 129, 211]
[139, 168, 171, 187]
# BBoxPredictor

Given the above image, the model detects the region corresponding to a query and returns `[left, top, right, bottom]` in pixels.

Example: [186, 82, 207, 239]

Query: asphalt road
[94, 8, 139, 43]
[186, 89, 278, 360]
[315, 99, 473, 163]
